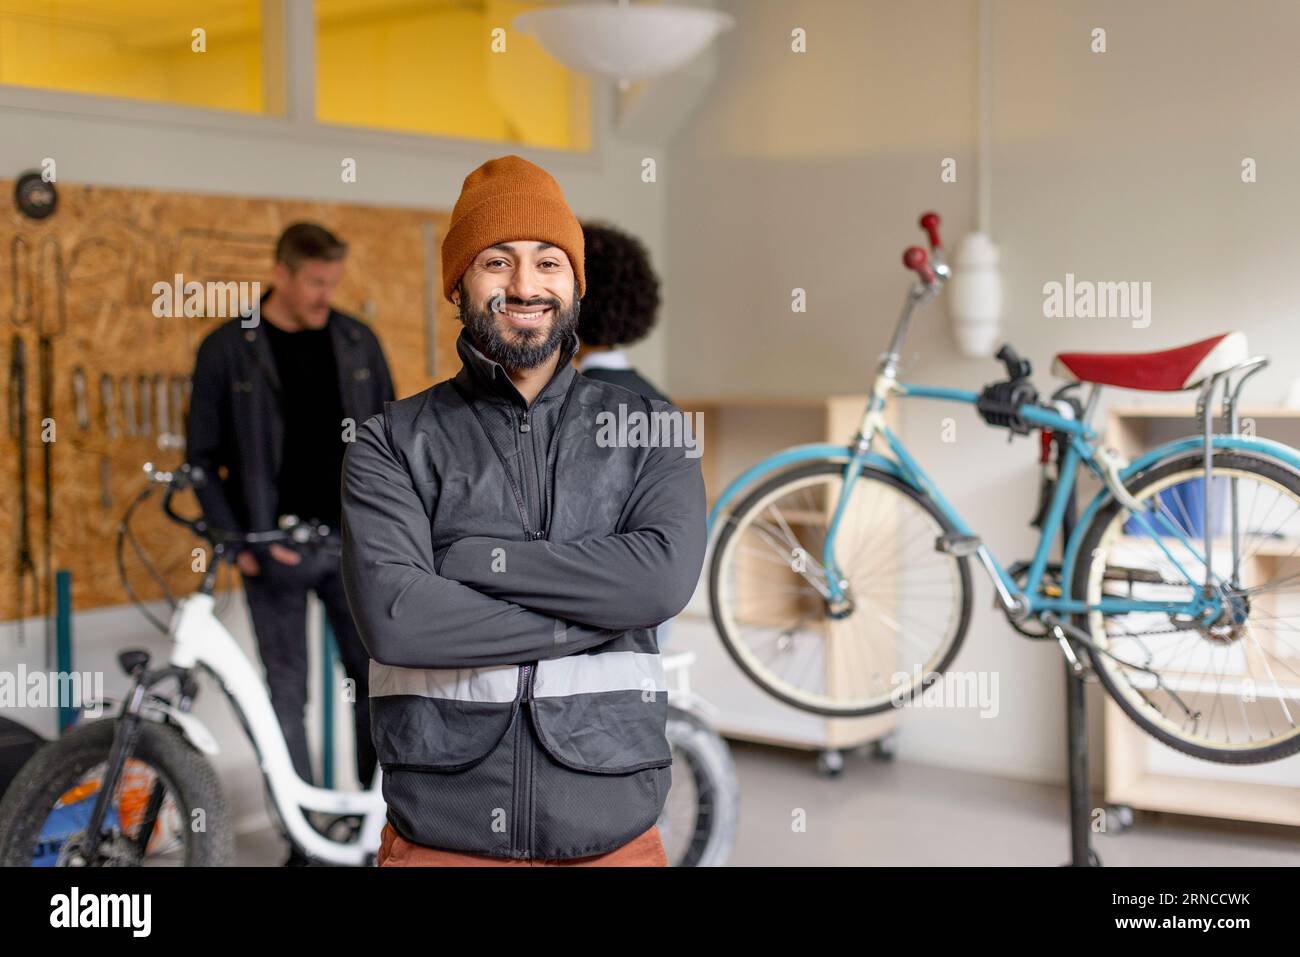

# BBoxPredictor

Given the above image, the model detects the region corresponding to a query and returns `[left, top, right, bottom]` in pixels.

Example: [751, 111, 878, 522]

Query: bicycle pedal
[935, 533, 981, 557]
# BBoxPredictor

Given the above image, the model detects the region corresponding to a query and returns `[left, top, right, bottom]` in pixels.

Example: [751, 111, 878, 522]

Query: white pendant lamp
[513, 1, 735, 85]
[950, 232, 1002, 357]
[949, 0, 1002, 358]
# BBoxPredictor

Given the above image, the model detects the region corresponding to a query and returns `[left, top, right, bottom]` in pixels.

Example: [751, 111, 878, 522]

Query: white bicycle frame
[166, 592, 387, 866]
[153, 591, 701, 866]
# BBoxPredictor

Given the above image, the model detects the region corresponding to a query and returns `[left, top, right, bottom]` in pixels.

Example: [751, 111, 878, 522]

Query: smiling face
[454, 240, 581, 370]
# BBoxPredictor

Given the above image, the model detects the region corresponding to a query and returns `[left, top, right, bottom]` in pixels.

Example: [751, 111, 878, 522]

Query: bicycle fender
[157, 704, 221, 756]
[706, 443, 911, 534]
[1061, 433, 1300, 598]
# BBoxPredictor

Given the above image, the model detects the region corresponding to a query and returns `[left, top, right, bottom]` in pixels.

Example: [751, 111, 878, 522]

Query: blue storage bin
[1124, 476, 1230, 537]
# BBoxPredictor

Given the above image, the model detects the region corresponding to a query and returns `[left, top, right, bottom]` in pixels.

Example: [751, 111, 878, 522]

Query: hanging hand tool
[137, 373, 151, 438]
[99, 373, 118, 439]
[8, 335, 36, 645]
[155, 373, 181, 449]
[71, 365, 89, 430]
[121, 375, 138, 437]
[170, 374, 187, 444]
[38, 236, 65, 668]
[10, 235, 33, 329]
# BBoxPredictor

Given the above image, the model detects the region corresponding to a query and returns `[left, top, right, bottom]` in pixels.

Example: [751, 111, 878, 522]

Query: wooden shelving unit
[1102, 405, 1300, 827]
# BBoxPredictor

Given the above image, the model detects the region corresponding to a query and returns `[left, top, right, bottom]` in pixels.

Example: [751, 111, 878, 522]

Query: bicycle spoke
[1087, 463, 1300, 757]
[715, 470, 966, 713]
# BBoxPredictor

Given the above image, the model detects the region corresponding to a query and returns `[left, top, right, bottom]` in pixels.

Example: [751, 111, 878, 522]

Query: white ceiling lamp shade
[949, 0, 1002, 358]
[513, 2, 735, 86]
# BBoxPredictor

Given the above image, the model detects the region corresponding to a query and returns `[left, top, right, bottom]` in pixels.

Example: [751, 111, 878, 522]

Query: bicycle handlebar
[919, 212, 942, 251]
[145, 462, 337, 553]
[902, 246, 936, 285]
[901, 211, 949, 287]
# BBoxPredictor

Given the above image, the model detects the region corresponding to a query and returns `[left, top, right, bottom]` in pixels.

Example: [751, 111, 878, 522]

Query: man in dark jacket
[341, 155, 706, 865]
[186, 223, 394, 808]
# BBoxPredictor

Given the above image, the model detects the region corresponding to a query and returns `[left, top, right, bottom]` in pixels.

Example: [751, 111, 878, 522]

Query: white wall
[663, 0, 1300, 784]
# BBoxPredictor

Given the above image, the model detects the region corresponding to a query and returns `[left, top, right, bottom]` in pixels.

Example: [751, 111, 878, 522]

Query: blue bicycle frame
[705, 267, 1289, 634]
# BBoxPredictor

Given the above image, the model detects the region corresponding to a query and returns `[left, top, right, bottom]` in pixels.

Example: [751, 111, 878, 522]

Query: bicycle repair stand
[1063, 637, 1098, 866]
[1058, 462, 1100, 866]
[1024, 416, 1102, 866]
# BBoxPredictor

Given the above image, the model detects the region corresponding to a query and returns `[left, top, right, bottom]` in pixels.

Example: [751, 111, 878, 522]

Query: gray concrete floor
[721, 741, 1300, 866]
[234, 741, 1300, 866]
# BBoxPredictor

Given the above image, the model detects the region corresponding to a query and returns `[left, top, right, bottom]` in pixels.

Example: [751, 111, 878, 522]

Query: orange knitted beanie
[441, 154, 586, 303]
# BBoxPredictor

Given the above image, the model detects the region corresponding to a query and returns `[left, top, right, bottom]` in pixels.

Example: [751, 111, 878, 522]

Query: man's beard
[460, 280, 580, 371]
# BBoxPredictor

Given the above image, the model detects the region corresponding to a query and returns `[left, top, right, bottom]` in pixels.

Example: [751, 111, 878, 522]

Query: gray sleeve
[437, 431, 707, 631]
[340, 415, 620, 669]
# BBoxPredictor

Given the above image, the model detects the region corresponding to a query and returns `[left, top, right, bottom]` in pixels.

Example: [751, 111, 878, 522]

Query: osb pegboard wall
[0, 179, 462, 620]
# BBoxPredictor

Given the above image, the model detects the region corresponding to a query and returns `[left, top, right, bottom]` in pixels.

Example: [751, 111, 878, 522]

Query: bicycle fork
[76, 681, 147, 864]
[821, 377, 894, 609]
[75, 652, 191, 865]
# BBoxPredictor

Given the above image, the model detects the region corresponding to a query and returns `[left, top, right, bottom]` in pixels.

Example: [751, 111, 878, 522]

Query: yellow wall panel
[0, 0, 264, 113]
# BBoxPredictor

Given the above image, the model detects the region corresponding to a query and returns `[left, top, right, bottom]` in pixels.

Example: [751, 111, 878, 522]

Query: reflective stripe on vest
[368, 651, 665, 702]
[534, 651, 665, 698]
[369, 660, 518, 702]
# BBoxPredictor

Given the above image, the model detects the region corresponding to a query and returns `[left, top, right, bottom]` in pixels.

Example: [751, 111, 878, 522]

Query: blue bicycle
[707, 212, 1300, 764]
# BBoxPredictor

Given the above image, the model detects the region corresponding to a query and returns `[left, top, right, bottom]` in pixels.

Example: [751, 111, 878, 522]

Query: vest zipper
[514, 662, 534, 858]
[514, 403, 544, 859]
[515, 405, 546, 537]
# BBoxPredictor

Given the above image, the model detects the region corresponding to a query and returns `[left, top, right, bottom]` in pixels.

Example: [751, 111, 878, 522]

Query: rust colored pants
[377, 821, 668, 867]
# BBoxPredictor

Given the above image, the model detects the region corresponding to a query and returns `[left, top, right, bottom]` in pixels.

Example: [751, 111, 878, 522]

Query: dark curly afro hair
[577, 221, 662, 347]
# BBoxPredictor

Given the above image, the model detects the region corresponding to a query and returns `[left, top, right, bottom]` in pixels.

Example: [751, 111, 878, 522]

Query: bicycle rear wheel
[660, 705, 738, 867]
[1073, 452, 1300, 763]
[709, 461, 972, 717]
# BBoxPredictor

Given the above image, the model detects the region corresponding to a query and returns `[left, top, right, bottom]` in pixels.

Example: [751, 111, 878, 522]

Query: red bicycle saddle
[1052, 332, 1248, 392]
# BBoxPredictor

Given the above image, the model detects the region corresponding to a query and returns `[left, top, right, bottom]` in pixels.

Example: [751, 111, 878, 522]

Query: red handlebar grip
[919, 211, 942, 250]
[903, 246, 936, 284]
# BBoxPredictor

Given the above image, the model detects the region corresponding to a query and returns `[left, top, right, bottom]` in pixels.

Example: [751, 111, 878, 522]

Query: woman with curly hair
[575, 221, 671, 402]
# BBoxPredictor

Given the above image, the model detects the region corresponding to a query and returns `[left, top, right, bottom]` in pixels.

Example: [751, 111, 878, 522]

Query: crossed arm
[340, 413, 706, 671]
[437, 436, 707, 631]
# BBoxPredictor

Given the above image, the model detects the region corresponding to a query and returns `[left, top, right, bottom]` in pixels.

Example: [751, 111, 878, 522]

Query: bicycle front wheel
[709, 461, 972, 717]
[0, 718, 234, 866]
[1073, 451, 1300, 764]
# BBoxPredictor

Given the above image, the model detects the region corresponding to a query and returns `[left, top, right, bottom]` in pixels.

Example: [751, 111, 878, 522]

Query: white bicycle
[0, 464, 737, 867]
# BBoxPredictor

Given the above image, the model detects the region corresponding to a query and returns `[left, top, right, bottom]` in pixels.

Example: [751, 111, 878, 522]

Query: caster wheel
[815, 749, 844, 777]
[1105, 804, 1135, 834]
[871, 733, 898, 761]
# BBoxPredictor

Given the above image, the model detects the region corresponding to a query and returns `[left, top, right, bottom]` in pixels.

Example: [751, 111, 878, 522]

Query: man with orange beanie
[340, 155, 707, 866]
